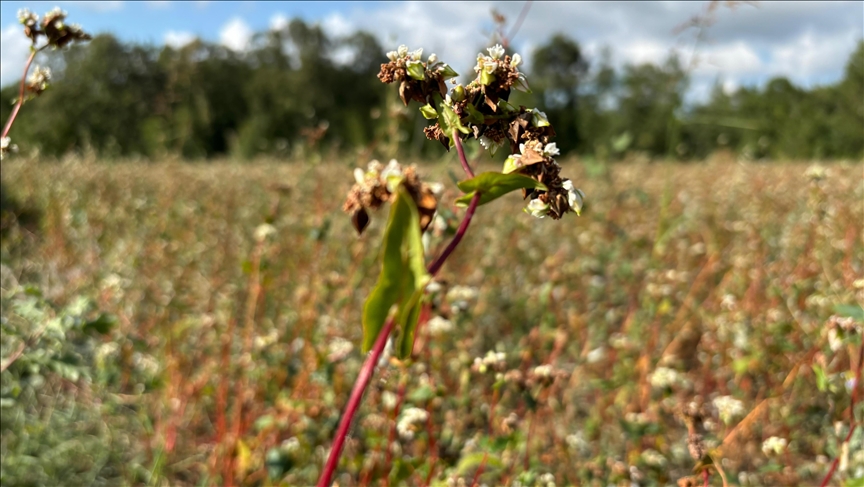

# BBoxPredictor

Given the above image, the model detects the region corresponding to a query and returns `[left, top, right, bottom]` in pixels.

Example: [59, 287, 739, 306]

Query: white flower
[380, 159, 403, 192]
[479, 136, 504, 156]
[386, 50, 398, 61]
[410, 48, 423, 61]
[427, 53, 438, 65]
[531, 109, 550, 127]
[562, 180, 585, 215]
[533, 364, 553, 378]
[397, 407, 428, 439]
[0, 137, 10, 151]
[713, 395, 745, 425]
[473, 350, 507, 373]
[641, 449, 667, 467]
[27, 66, 51, 91]
[253, 223, 276, 242]
[525, 198, 549, 218]
[483, 60, 498, 74]
[542, 142, 560, 157]
[487, 44, 505, 60]
[397, 45, 408, 58]
[649, 366, 683, 389]
[510, 53, 522, 67]
[446, 285, 478, 303]
[18, 9, 38, 26]
[426, 315, 453, 335]
[761, 436, 787, 456]
[282, 437, 300, 454]
[327, 337, 354, 362]
[353, 167, 365, 184]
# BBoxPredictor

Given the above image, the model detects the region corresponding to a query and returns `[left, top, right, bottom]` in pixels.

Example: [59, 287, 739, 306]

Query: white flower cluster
[761, 436, 787, 456]
[0, 137, 18, 160]
[641, 448, 667, 467]
[649, 366, 687, 389]
[354, 158, 403, 193]
[17, 8, 38, 26]
[386, 45, 456, 81]
[533, 364, 554, 379]
[473, 43, 529, 92]
[327, 337, 354, 362]
[713, 395, 746, 425]
[446, 285, 479, 311]
[386, 44, 423, 63]
[27, 66, 51, 92]
[396, 407, 428, 439]
[472, 350, 506, 373]
[426, 315, 453, 335]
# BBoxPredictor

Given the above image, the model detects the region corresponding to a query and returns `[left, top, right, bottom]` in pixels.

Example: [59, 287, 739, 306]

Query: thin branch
[452, 129, 475, 179]
[1, 47, 41, 140]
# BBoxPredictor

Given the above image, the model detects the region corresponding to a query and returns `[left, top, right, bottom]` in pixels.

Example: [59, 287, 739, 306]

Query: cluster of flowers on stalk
[373, 43, 584, 220]
[1, 8, 91, 161]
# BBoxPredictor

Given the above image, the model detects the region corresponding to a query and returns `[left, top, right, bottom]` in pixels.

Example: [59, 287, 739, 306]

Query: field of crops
[1, 156, 862, 486]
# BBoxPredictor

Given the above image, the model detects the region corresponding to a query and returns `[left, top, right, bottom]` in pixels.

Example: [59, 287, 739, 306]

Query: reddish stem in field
[470, 452, 489, 487]
[317, 130, 482, 486]
[819, 340, 864, 487]
[453, 129, 475, 178]
[1, 48, 40, 140]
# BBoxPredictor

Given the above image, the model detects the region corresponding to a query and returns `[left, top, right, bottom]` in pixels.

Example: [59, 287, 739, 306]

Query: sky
[1, 1, 862, 104]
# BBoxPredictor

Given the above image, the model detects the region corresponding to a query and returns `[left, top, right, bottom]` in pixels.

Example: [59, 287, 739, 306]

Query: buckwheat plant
[319, 43, 585, 486]
[0, 7, 91, 160]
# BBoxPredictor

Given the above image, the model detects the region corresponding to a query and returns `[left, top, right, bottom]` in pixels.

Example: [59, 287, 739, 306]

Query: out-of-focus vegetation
[1, 18, 862, 161]
[1, 156, 862, 486]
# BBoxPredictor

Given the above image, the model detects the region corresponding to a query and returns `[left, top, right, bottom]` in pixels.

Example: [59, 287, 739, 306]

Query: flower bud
[450, 85, 466, 102]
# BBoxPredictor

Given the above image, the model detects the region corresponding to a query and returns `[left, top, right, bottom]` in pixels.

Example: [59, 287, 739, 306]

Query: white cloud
[219, 17, 252, 52]
[164, 30, 195, 49]
[270, 12, 289, 32]
[322, 13, 354, 39]
[0, 24, 31, 88]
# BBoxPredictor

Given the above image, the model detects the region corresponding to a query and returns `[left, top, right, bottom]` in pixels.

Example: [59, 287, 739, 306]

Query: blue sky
[1, 1, 862, 103]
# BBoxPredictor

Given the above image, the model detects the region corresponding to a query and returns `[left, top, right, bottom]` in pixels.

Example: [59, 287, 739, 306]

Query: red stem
[819, 340, 864, 487]
[317, 316, 395, 487]
[317, 125, 482, 487]
[1, 48, 39, 140]
[453, 129, 475, 178]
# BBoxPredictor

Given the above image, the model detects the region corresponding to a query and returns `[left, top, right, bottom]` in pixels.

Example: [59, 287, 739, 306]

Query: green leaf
[419, 103, 438, 120]
[455, 172, 547, 207]
[834, 304, 864, 321]
[83, 313, 116, 335]
[437, 99, 470, 148]
[464, 103, 485, 125]
[362, 186, 430, 355]
[438, 64, 458, 79]
[455, 452, 503, 476]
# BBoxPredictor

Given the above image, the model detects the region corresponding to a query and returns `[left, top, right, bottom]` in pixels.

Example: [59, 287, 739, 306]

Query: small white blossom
[525, 198, 549, 218]
[542, 142, 560, 157]
[380, 159, 404, 192]
[386, 50, 398, 61]
[397, 45, 408, 58]
[650, 367, 684, 389]
[641, 448, 667, 467]
[761, 436, 787, 456]
[426, 315, 453, 335]
[427, 53, 438, 65]
[714, 395, 745, 425]
[327, 337, 354, 362]
[410, 48, 423, 61]
[18, 9, 38, 26]
[510, 53, 522, 67]
[533, 364, 554, 378]
[254, 223, 276, 242]
[354, 167, 366, 184]
[483, 60, 498, 74]
[397, 407, 428, 439]
[472, 350, 507, 373]
[282, 437, 301, 454]
[446, 285, 479, 311]
[562, 180, 585, 215]
[0, 137, 10, 151]
[381, 391, 398, 411]
[27, 66, 51, 91]
[487, 44, 505, 60]
[479, 135, 504, 156]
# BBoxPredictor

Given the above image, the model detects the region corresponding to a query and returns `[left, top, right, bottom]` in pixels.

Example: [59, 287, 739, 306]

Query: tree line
[1, 18, 861, 161]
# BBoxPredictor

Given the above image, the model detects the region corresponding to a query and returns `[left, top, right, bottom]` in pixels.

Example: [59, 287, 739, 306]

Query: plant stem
[819, 340, 864, 487]
[317, 128, 482, 487]
[1, 48, 39, 140]
[317, 316, 395, 487]
[453, 129, 475, 178]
